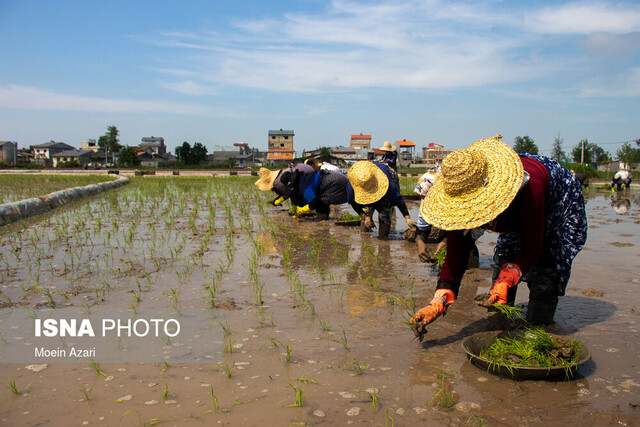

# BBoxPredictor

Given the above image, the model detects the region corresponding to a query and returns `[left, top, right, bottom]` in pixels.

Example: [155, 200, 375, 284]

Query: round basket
[462, 331, 590, 380]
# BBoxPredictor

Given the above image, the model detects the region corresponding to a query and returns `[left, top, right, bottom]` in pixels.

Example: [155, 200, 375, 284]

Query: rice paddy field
[0, 174, 639, 426]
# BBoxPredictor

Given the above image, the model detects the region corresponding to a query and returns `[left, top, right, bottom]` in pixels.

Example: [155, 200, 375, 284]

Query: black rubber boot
[525, 265, 559, 325]
[377, 221, 391, 240]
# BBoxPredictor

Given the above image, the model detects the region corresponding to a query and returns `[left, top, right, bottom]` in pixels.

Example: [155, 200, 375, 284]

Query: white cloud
[142, 0, 640, 98]
[525, 1, 640, 34]
[0, 85, 228, 115]
[579, 67, 640, 97]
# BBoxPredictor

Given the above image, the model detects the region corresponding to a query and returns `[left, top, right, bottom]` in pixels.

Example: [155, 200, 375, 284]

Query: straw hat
[420, 135, 524, 230]
[347, 161, 389, 205]
[379, 141, 396, 152]
[254, 167, 280, 191]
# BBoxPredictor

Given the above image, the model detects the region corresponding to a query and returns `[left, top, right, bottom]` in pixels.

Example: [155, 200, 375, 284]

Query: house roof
[51, 149, 92, 157]
[397, 139, 415, 147]
[350, 134, 372, 140]
[268, 129, 295, 136]
[32, 142, 75, 150]
[0, 141, 17, 147]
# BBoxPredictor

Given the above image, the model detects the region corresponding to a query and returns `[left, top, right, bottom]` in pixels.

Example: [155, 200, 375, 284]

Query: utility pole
[581, 140, 584, 164]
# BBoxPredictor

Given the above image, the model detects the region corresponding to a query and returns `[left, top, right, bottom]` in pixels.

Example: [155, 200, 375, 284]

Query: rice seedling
[70, 385, 93, 404]
[430, 368, 456, 410]
[223, 335, 236, 354]
[467, 415, 488, 426]
[332, 326, 350, 352]
[264, 338, 292, 362]
[294, 376, 318, 384]
[318, 318, 332, 332]
[88, 358, 107, 377]
[286, 384, 305, 407]
[3, 378, 27, 395]
[198, 387, 229, 416]
[357, 387, 381, 412]
[223, 362, 235, 378]
[121, 409, 173, 426]
[347, 359, 369, 376]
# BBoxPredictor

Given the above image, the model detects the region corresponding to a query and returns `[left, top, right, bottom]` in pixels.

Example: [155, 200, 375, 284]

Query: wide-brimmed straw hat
[347, 161, 389, 205]
[420, 135, 524, 230]
[379, 141, 396, 152]
[254, 167, 280, 191]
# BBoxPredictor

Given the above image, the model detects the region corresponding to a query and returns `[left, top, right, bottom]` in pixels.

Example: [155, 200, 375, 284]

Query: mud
[0, 180, 639, 426]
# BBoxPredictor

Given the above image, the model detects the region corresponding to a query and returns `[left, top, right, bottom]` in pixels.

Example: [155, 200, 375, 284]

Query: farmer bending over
[411, 135, 587, 335]
[611, 170, 632, 191]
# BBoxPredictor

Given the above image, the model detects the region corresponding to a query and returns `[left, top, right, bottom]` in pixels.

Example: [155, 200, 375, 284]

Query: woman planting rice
[411, 135, 588, 338]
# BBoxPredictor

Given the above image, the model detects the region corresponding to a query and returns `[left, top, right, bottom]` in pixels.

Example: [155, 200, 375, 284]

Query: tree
[616, 141, 640, 170]
[512, 136, 539, 154]
[175, 141, 191, 163]
[318, 147, 332, 163]
[189, 142, 208, 165]
[550, 134, 566, 163]
[98, 125, 122, 154]
[571, 140, 611, 163]
[118, 146, 141, 167]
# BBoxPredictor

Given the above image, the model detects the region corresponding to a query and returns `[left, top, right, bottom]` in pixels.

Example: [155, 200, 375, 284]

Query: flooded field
[0, 176, 639, 426]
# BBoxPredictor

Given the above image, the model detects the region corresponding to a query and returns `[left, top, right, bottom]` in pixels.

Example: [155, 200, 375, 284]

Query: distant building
[0, 141, 18, 164]
[397, 139, 416, 162]
[51, 149, 93, 167]
[31, 141, 76, 166]
[350, 133, 371, 150]
[81, 139, 100, 152]
[267, 129, 295, 164]
[140, 136, 167, 155]
[422, 143, 451, 164]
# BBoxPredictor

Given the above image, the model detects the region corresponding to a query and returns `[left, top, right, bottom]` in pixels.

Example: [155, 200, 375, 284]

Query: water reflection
[610, 196, 631, 215]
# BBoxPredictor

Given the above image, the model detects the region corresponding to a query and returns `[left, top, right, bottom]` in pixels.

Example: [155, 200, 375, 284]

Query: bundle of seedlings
[479, 305, 584, 369]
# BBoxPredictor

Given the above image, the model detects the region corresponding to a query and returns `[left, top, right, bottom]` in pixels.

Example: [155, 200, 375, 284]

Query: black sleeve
[397, 202, 410, 218]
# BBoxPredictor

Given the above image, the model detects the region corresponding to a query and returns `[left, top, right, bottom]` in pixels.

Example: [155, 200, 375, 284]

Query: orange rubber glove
[411, 289, 456, 327]
[486, 263, 522, 305]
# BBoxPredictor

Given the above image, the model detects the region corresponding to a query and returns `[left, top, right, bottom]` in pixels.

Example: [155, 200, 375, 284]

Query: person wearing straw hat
[410, 135, 587, 337]
[347, 160, 417, 239]
[379, 141, 398, 171]
[254, 163, 314, 206]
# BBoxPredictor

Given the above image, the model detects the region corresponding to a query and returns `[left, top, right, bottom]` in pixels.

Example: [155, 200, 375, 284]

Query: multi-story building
[267, 129, 295, 164]
[31, 141, 76, 166]
[350, 133, 371, 150]
[140, 136, 167, 155]
[81, 139, 100, 152]
[422, 143, 451, 164]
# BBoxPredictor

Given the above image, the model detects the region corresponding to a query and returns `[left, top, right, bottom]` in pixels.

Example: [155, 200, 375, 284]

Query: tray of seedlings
[335, 214, 362, 226]
[462, 305, 590, 380]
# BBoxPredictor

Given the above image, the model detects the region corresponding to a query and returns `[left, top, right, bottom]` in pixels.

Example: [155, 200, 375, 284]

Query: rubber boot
[377, 221, 391, 240]
[467, 243, 479, 268]
[416, 229, 431, 263]
[525, 266, 559, 325]
[526, 298, 558, 325]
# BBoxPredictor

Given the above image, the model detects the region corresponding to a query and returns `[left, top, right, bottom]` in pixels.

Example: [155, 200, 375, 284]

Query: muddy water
[0, 180, 639, 426]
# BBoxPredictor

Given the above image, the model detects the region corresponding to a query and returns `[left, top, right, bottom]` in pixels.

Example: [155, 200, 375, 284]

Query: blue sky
[1, 0, 639, 157]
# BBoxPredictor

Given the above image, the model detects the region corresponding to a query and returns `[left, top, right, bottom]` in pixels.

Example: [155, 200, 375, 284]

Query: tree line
[513, 135, 640, 169]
